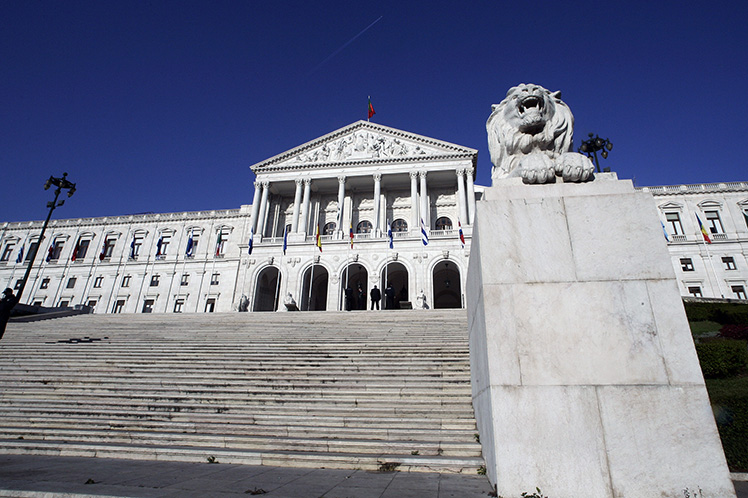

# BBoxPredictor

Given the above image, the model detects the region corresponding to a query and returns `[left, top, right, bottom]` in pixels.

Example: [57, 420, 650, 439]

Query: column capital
[295, 178, 304, 186]
[410, 171, 419, 179]
[419, 170, 427, 179]
[456, 168, 466, 177]
[254, 181, 261, 189]
[261, 180, 270, 188]
[466, 167, 474, 176]
[338, 175, 346, 184]
[373, 172, 382, 182]
[303, 178, 312, 186]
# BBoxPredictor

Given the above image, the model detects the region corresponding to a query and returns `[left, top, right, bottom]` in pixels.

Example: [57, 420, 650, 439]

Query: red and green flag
[368, 97, 375, 120]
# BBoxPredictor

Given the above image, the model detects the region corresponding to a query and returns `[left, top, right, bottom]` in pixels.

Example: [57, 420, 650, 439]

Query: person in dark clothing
[0, 288, 19, 340]
[384, 283, 395, 310]
[370, 285, 381, 310]
[344, 286, 353, 311]
[357, 284, 365, 310]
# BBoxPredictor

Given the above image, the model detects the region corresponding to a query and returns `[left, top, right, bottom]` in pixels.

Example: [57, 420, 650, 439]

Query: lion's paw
[556, 152, 594, 182]
[519, 153, 555, 184]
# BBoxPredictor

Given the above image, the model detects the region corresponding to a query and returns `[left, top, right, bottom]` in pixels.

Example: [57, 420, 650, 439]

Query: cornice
[637, 181, 748, 196]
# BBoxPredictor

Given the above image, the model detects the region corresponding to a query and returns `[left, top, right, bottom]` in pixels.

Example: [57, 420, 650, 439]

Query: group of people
[344, 283, 397, 311]
[0, 287, 19, 340]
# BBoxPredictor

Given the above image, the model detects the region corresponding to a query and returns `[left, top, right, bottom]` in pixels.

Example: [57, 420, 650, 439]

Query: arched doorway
[340, 263, 368, 311]
[432, 261, 461, 309]
[381, 262, 408, 309]
[300, 264, 328, 311]
[253, 266, 281, 312]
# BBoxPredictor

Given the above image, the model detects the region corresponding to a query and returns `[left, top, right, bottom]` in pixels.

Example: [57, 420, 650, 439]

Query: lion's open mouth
[518, 95, 543, 114]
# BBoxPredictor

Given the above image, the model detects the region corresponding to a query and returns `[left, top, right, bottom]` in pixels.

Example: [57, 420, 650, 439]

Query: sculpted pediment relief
[252, 121, 477, 172]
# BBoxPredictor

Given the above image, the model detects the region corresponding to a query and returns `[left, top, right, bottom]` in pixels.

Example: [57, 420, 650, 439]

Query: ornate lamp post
[16, 173, 76, 300]
[578, 133, 613, 173]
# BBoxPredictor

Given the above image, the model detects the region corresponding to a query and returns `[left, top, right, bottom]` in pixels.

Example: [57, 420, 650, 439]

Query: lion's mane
[487, 84, 575, 180]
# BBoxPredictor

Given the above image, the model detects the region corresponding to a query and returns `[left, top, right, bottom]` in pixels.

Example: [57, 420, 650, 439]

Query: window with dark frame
[732, 285, 747, 300]
[722, 257, 737, 270]
[665, 212, 683, 235]
[93, 276, 103, 288]
[680, 258, 694, 271]
[66, 277, 76, 289]
[688, 286, 702, 297]
[150, 275, 160, 286]
[211, 273, 220, 285]
[40, 278, 50, 289]
[121, 275, 131, 287]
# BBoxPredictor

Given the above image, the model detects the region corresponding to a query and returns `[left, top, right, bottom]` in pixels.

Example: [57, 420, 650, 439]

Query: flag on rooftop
[421, 218, 429, 246]
[368, 97, 375, 120]
[458, 220, 465, 248]
[46, 245, 53, 263]
[71, 240, 80, 261]
[215, 231, 223, 256]
[155, 236, 163, 257]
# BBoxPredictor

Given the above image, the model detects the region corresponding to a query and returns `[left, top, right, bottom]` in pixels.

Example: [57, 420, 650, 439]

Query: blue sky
[2, 1, 747, 223]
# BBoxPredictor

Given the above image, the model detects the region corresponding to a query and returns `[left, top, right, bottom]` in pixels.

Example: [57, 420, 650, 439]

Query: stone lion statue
[487, 83, 594, 184]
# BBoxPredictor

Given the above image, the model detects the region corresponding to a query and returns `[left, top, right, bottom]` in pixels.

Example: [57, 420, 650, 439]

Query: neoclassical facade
[0, 121, 746, 313]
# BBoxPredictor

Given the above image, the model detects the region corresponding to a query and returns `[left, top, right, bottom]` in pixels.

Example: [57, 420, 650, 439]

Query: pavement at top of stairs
[0, 454, 495, 498]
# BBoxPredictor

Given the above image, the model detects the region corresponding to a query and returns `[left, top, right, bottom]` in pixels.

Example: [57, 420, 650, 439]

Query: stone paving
[0, 454, 495, 498]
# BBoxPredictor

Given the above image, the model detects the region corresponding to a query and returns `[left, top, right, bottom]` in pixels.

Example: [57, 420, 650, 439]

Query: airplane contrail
[306, 16, 383, 76]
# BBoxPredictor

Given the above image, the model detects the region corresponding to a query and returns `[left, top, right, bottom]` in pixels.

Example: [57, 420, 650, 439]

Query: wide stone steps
[0, 310, 484, 473]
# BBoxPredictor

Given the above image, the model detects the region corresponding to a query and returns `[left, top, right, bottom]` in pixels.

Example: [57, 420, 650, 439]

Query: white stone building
[0, 121, 746, 313]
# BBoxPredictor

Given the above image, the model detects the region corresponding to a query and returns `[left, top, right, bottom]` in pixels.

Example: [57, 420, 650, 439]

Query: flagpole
[700, 237, 724, 298]
[274, 256, 282, 312]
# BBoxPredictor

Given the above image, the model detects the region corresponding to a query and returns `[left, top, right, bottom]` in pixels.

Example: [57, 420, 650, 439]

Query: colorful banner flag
[660, 221, 671, 242]
[458, 220, 465, 248]
[46, 245, 54, 263]
[155, 236, 163, 257]
[185, 231, 194, 257]
[71, 240, 80, 261]
[283, 226, 288, 255]
[420, 218, 429, 246]
[130, 237, 136, 259]
[315, 223, 322, 252]
[349, 223, 354, 249]
[368, 97, 375, 120]
[16, 244, 24, 264]
[99, 240, 107, 261]
[744, 210, 748, 229]
[215, 231, 223, 256]
[247, 228, 253, 255]
[695, 214, 712, 244]
[387, 221, 393, 250]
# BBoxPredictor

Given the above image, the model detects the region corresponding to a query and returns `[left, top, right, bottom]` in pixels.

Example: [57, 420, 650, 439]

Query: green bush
[721, 324, 748, 341]
[711, 396, 748, 472]
[695, 340, 748, 378]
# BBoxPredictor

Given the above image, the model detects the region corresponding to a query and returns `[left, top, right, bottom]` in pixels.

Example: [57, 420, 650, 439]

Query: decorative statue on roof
[487, 84, 594, 184]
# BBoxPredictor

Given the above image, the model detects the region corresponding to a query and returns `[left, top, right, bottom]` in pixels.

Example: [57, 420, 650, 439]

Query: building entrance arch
[340, 263, 368, 311]
[381, 262, 408, 309]
[432, 261, 462, 309]
[300, 264, 328, 311]
[253, 266, 281, 312]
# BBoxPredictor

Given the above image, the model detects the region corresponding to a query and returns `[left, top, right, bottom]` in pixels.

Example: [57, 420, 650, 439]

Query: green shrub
[695, 340, 748, 378]
[721, 324, 748, 341]
[712, 396, 748, 472]
[684, 301, 748, 325]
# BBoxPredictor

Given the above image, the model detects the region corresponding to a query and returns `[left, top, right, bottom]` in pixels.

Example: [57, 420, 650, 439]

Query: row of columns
[249, 167, 476, 238]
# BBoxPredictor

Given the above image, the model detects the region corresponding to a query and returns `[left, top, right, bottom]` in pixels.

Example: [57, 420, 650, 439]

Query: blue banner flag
[420, 218, 429, 246]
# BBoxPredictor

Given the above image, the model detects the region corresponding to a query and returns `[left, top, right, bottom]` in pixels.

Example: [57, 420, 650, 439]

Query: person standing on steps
[384, 282, 395, 310]
[0, 288, 20, 341]
[370, 285, 381, 310]
[344, 285, 353, 311]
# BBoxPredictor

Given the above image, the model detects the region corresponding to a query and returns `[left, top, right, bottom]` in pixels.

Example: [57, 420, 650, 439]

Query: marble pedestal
[466, 174, 735, 497]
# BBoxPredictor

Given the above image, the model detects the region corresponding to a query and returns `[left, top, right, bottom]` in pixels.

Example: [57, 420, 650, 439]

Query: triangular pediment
[251, 121, 477, 172]
[658, 201, 683, 211]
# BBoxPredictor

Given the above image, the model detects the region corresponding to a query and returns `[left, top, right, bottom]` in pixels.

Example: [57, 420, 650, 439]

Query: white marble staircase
[0, 310, 483, 473]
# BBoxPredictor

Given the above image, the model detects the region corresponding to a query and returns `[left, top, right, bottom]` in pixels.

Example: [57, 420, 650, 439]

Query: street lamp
[16, 173, 76, 300]
[578, 133, 613, 173]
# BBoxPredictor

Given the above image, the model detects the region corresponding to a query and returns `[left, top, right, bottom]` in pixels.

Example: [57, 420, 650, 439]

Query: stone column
[291, 178, 303, 232]
[456, 169, 468, 225]
[410, 171, 419, 232]
[372, 173, 382, 235]
[419, 171, 429, 227]
[299, 178, 311, 235]
[256, 181, 270, 237]
[250, 181, 262, 233]
[337, 176, 346, 236]
[466, 167, 476, 225]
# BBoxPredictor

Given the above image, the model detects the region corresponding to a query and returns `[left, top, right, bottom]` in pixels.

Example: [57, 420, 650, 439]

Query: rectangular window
[93, 276, 103, 288]
[181, 274, 189, 286]
[205, 298, 216, 312]
[113, 299, 125, 313]
[210, 273, 220, 285]
[1, 243, 15, 262]
[66, 277, 76, 289]
[87, 299, 97, 310]
[731, 286, 747, 300]
[680, 258, 694, 272]
[25, 241, 39, 261]
[102, 237, 116, 259]
[665, 212, 683, 235]
[174, 299, 184, 313]
[32, 301, 43, 307]
[131, 237, 143, 258]
[159, 235, 171, 256]
[705, 210, 724, 234]
[14, 279, 22, 290]
[40, 277, 50, 289]
[189, 234, 200, 256]
[75, 239, 90, 260]
[142, 299, 154, 313]
[121, 275, 131, 288]
[215, 229, 229, 257]
[50, 240, 65, 260]
[688, 286, 703, 297]
[722, 257, 737, 270]
[150, 275, 160, 287]
[59, 300, 69, 308]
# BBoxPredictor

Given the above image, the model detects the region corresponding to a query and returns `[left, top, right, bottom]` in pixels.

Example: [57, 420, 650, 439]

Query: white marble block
[466, 174, 736, 498]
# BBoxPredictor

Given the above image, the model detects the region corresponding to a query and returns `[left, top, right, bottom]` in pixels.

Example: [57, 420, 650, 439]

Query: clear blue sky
[2, 1, 746, 223]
